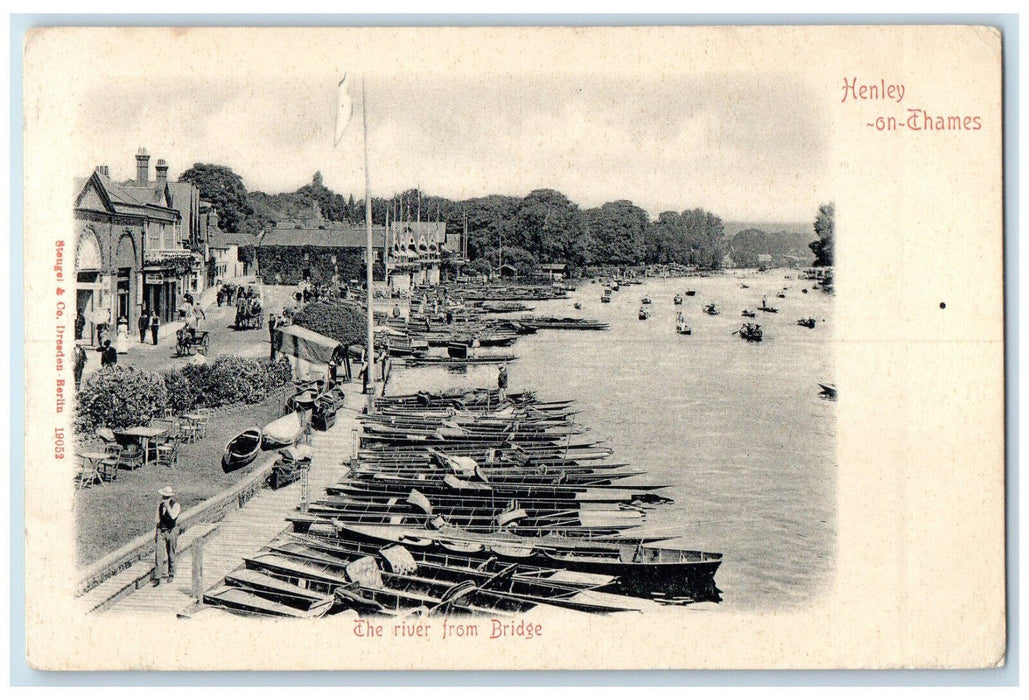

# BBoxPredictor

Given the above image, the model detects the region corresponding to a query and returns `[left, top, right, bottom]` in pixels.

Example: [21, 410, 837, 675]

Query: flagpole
[362, 75, 375, 412]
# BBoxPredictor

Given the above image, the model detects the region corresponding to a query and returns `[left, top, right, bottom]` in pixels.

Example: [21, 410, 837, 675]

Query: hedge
[75, 356, 294, 434]
[292, 301, 366, 347]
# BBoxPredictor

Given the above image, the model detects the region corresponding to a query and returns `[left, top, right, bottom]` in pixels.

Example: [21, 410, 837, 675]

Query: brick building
[73, 149, 204, 342]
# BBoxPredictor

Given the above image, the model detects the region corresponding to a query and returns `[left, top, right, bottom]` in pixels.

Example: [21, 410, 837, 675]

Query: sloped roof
[121, 180, 169, 206]
[167, 181, 197, 224]
[208, 232, 258, 249]
[75, 171, 178, 222]
[259, 225, 388, 249]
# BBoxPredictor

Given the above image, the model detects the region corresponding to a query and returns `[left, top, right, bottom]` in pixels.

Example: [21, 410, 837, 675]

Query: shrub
[293, 301, 365, 347]
[75, 366, 169, 433]
[180, 362, 215, 408]
[76, 356, 293, 435]
[181, 355, 294, 408]
[266, 355, 294, 389]
[163, 370, 199, 414]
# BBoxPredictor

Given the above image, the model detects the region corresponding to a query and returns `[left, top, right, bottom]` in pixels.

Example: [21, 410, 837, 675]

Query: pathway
[103, 398, 360, 617]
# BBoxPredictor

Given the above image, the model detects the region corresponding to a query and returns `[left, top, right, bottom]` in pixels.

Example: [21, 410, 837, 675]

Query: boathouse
[539, 263, 567, 281]
[385, 220, 448, 291]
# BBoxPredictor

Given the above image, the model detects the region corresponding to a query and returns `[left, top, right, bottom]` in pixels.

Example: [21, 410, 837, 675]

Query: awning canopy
[273, 324, 342, 365]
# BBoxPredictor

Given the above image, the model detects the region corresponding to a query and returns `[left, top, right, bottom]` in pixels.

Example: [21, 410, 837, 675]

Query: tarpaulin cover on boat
[345, 556, 384, 588]
[380, 545, 418, 575]
[406, 489, 433, 515]
[442, 474, 490, 491]
[273, 324, 343, 365]
[445, 455, 478, 478]
[278, 444, 314, 463]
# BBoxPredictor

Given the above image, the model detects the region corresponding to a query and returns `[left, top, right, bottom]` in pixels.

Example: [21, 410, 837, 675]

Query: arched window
[76, 228, 103, 272]
[115, 232, 136, 268]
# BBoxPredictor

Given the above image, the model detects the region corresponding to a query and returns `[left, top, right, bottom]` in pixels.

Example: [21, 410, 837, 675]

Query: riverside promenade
[100, 393, 363, 617]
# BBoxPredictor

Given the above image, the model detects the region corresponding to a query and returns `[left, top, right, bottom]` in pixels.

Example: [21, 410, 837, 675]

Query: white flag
[334, 73, 354, 146]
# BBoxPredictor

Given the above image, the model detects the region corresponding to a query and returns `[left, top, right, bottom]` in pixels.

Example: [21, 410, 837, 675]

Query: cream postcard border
[22, 25, 1005, 670]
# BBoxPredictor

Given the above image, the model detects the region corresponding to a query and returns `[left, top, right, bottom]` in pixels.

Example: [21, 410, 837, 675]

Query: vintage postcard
[20, 24, 1005, 671]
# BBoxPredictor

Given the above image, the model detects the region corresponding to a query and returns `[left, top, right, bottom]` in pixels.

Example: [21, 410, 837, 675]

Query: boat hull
[222, 428, 262, 473]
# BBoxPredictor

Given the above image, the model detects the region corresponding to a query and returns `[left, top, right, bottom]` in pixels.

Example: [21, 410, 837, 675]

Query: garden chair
[194, 409, 213, 440]
[77, 454, 104, 489]
[117, 442, 145, 471]
[178, 417, 199, 444]
[98, 444, 122, 482]
[154, 436, 180, 469]
[149, 417, 181, 453]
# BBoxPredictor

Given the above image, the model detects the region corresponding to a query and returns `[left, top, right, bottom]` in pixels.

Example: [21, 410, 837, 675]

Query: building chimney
[95, 165, 109, 177]
[155, 158, 168, 188]
[135, 147, 149, 185]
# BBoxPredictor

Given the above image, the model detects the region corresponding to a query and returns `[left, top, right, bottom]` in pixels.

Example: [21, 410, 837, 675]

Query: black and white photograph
[20, 24, 1005, 671]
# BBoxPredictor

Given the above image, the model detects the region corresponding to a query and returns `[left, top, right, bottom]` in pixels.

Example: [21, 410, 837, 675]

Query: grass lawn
[74, 389, 293, 566]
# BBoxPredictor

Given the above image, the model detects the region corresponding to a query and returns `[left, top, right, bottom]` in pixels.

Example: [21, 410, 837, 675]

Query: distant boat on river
[736, 323, 763, 342]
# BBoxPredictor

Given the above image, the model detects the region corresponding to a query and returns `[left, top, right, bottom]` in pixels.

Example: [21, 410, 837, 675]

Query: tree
[514, 189, 590, 267]
[586, 201, 649, 264]
[809, 203, 835, 266]
[642, 208, 725, 267]
[179, 164, 253, 233]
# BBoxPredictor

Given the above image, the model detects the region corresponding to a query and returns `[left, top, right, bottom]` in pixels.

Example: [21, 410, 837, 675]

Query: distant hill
[727, 225, 815, 268]
[724, 220, 815, 239]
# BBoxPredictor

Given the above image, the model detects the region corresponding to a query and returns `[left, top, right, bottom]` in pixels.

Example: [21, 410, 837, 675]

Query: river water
[385, 270, 836, 610]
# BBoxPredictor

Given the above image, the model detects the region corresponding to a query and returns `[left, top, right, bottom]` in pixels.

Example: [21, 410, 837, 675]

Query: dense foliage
[75, 366, 169, 432]
[191, 167, 823, 273]
[75, 357, 293, 433]
[292, 301, 366, 347]
[179, 164, 254, 234]
[809, 203, 835, 267]
[255, 246, 365, 286]
[179, 356, 294, 407]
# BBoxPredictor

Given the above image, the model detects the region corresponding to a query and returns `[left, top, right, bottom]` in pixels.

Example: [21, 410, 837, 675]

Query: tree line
[181, 163, 831, 272]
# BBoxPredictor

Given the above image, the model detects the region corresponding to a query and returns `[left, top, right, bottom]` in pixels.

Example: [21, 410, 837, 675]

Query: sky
[73, 70, 829, 225]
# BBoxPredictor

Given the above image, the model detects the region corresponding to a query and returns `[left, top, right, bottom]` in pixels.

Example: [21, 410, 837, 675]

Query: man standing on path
[268, 313, 278, 361]
[73, 343, 86, 389]
[497, 363, 509, 400]
[153, 486, 181, 586]
[138, 309, 150, 344]
[150, 312, 161, 345]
